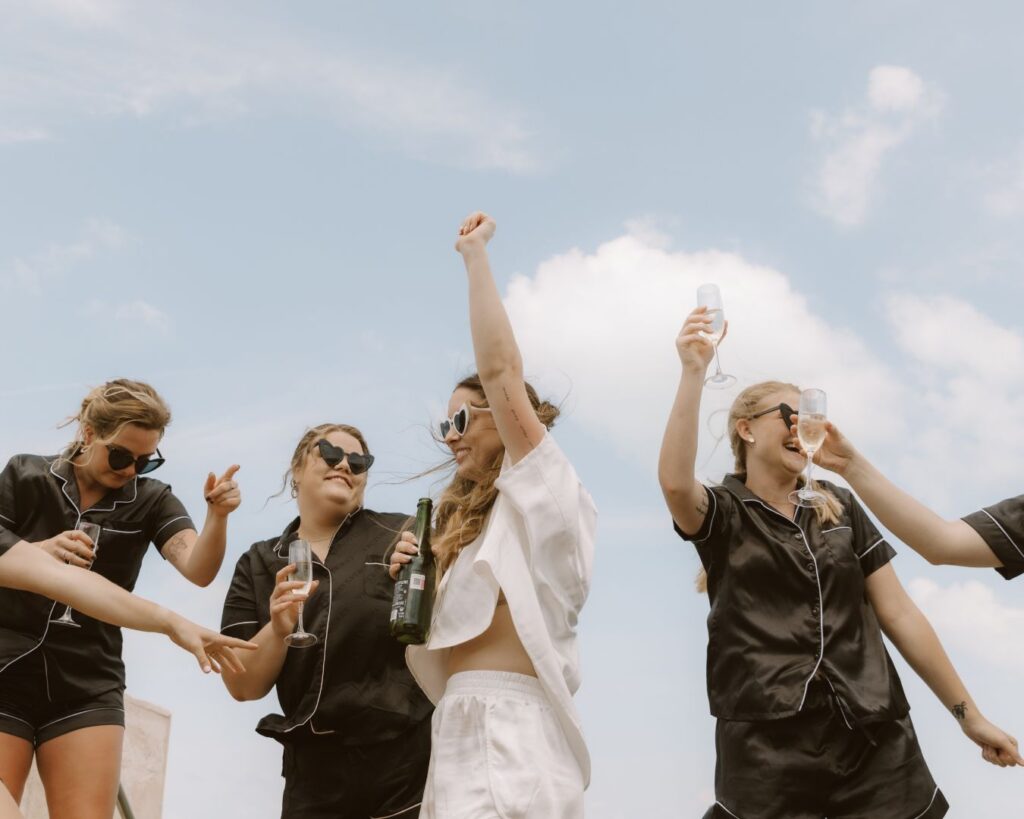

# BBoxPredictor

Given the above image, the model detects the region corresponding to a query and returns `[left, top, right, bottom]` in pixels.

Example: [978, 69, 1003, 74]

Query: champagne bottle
[390, 498, 435, 645]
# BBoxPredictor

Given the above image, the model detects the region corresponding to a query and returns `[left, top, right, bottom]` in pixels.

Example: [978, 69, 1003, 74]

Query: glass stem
[804, 451, 815, 495]
[296, 602, 305, 635]
[712, 342, 724, 377]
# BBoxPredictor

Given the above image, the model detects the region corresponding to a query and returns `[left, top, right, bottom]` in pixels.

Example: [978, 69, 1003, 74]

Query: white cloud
[504, 225, 1024, 511]
[82, 298, 171, 334]
[0, 4, 539, 172]
[908, 578, 1024, 676]
[0, 127, 52, 144]
[810, 65, 943, 227]
[1, 218, 130, 293]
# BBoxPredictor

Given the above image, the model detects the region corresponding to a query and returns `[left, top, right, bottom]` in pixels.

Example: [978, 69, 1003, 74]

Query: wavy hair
[432, 374, 560, 574]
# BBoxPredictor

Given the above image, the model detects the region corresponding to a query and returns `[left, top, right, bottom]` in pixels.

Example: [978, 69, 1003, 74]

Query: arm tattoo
[951, 701, 968, 720]
[503, 385, 530, 440]
[696, 495, 709, 516]
[163, 531, 190, 564]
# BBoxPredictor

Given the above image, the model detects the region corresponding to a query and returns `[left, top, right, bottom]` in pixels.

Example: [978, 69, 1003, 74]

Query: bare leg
[0, 733, 33, 805]
[36, 725, 123, 819]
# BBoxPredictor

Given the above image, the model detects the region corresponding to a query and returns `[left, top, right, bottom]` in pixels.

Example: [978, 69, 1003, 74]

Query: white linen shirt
[406, 432, 598, 784]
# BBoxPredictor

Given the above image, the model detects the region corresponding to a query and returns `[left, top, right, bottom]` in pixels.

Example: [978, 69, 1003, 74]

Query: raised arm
[866, 564, 1023, 767]
[658, 306, 719, 535]
[455, 212, 546, 465]
[0, 541, 254, 673]
[814, 423, 1002, 568]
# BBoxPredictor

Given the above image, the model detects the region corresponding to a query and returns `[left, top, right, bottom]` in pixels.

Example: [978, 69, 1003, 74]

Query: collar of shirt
[48, 453, 138, 517]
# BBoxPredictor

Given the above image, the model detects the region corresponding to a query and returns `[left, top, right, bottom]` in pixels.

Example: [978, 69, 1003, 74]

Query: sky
[1, 1, 1023, 816]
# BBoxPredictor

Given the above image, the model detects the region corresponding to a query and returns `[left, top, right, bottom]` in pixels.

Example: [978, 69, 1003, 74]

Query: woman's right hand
[675, 306, 719, 372]
[269, 564, 319, 639]
[35, 531, 95, 568]
[388, 532, 420, 580]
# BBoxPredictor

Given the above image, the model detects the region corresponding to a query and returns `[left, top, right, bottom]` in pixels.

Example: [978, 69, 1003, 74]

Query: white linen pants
[419, 670, 584, 819]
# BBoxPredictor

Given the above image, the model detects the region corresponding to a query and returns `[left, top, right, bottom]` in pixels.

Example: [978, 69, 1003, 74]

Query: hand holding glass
[696, 284, 736, 389]
[284, 539, 318, 648]
[789, 389, 828, 508]
[52, 522, 101, 627]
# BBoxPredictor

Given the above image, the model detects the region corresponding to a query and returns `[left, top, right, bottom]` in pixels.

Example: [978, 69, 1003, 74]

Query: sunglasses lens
[137, 457, 162, 475]
[439, 421, 451, 438]
[781, 405, 795, 428]
[317, 440, 343, 467]
[348, 453, 371, 475]
[453, 408, 469, 435]
[107, 447, 133, 470]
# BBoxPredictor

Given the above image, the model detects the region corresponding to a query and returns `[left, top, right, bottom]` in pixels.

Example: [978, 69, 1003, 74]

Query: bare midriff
[447, 593, 537, 678]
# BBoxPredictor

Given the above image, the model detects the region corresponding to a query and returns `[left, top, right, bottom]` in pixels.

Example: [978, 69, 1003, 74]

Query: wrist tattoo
[951, 701, 968, 720]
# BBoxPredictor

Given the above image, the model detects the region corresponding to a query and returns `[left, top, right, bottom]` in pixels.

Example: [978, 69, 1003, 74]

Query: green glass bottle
[390, 498, 436, 645]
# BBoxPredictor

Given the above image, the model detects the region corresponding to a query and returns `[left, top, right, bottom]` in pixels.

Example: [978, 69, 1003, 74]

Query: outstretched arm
[814, 423, 1002, 568]
[0, 541, 254, 673]
[867, 564, 1022, 767]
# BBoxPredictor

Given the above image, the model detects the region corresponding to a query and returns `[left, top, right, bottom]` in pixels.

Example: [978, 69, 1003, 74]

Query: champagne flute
[52, 521, 101, 627]
[284, 539, 317, 648]
[696, 283, 736, 389]
[789, 388, 828, 508]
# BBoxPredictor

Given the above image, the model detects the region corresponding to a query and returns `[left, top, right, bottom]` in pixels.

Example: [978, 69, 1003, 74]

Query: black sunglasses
[439, 402, 492, 439]
[316, 439, 374, 475]
[750, 402, 797, 429]
[106, 444, 165, 475]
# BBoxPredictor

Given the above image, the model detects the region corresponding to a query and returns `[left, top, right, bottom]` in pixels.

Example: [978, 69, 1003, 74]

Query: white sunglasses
[439, 403, 492, 438]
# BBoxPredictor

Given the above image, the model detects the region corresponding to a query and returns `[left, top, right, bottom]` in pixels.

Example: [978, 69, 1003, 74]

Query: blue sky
[2, 2, 1022, 816]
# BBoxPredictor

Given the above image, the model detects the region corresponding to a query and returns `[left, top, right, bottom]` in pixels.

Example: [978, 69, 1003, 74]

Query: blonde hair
[432, 374, 560, 574]
[62, 379, 171, 458]
[278, 423, 371, 499]
[696, 380, 843, 593]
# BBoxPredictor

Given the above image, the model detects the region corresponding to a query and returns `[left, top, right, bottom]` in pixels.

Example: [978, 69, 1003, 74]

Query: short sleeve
[673, 484, 736, 556]
[847, 493, 897, 578]
[0, 457, 24, 556]
[220, 553, 262, 640]
[493, 433, 596, 602]
[962, 495, 1024, 580]
[146, 486, 195, 552]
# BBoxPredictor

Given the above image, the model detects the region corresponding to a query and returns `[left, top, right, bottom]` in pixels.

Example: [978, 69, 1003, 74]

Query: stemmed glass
[789, 388, 828, 508]
[52, 521, 101, 627]
[284, 538, 318, 648]
[696, 283, 736, 389]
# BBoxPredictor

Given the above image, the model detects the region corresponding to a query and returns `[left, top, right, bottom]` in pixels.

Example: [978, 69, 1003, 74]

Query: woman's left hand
[388, 532, 421, 580]
[455, 211, 496, 255]
[164, 611, 257, 674]
[961, 714, 1024, 767]
[205, 465, 241, 517]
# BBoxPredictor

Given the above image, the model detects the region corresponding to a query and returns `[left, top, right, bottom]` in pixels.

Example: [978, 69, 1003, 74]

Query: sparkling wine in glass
[52, 521, 101, 627]
[696, 284, 736, 389]
[789, 389, 828, 508]
[284, 539, 317, 648]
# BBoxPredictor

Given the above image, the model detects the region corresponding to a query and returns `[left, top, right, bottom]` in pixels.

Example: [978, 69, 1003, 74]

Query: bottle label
[410, 573, 426, 591]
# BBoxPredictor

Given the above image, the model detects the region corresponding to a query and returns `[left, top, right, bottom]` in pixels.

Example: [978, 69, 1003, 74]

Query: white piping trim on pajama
[691, 487, 719, 544]
[102, 528, 143, 535]
[371, 802, 422, 819]
[221, 621, 259, 633]
[154, 515, 190, 538]
[0, 513, 15, 524]
[857, 538, 885, 560]
[742, 499, 826, 710]
[821, 526, 851, 534]
[910, 786, 940, 819]
[980, 509, 1024, 561]
[0, 711, 33, 728]
[715, 801, 743, 819]
[37, 705, 125, 731]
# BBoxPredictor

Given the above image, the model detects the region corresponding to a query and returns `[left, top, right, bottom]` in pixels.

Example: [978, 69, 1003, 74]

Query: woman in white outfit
[389, 211, 597, 818]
